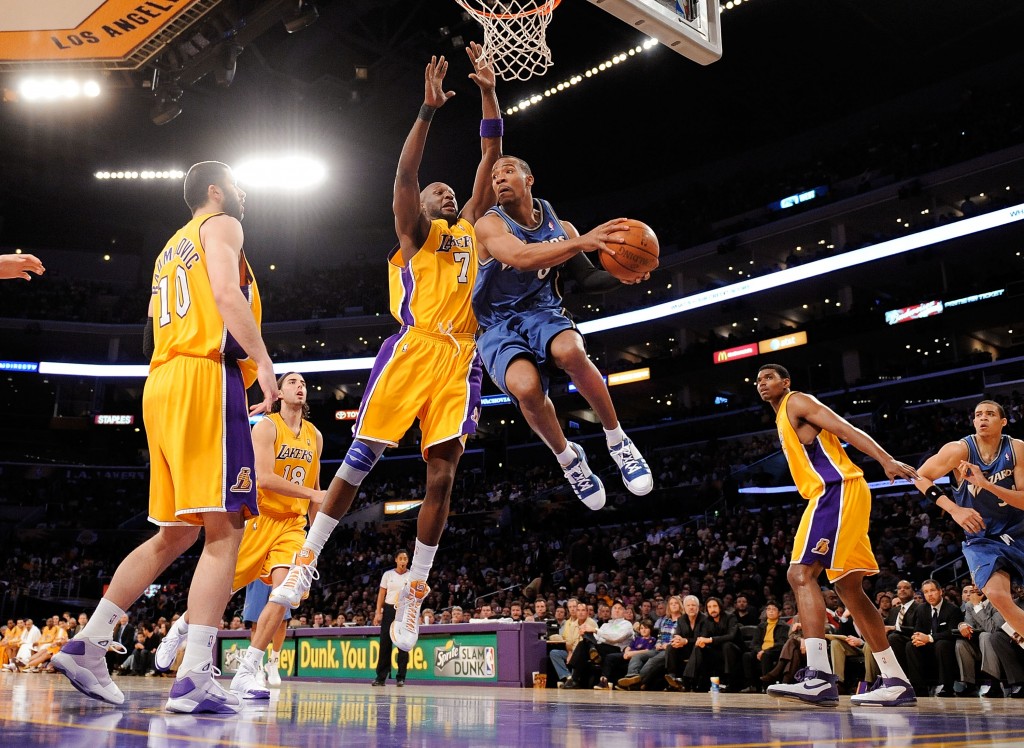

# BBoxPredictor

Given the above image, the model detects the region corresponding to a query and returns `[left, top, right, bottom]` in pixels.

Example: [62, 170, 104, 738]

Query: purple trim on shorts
[460, 353, 485, 436]
[798, 481, 841, 568]
[223, 362, 258, 516]
[399, 266, 416, 327]
[354, 331, 404, 436]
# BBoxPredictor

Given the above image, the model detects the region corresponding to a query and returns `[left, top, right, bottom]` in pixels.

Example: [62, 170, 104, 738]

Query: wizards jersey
[777, 391, 864, 500]
[389, 217, 478, 335]
[953, 434, 1024, 540]
[149, 211, 262, 388]
[472, 198, 568, 331]
[256, 413, 319, 518]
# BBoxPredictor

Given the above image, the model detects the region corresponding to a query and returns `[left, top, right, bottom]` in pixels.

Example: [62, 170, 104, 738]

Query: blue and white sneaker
[165, 660, 242, 714]
[609, 437, 653, 495]
[52, 636, 126, 705]
[850, 676, 917, 707]
[767, 668, 840, 706]
[563, 442, 606, 510]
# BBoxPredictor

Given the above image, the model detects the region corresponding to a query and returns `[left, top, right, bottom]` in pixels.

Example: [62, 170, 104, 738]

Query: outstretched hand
[883, 458, 919, 484]
[424, 55, 455, 109]
[0, 253, 44, 280]
[466, 41, 496, 91]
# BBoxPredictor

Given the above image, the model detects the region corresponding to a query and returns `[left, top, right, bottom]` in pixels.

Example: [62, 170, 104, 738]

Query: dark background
[2, 0, 1022, 268]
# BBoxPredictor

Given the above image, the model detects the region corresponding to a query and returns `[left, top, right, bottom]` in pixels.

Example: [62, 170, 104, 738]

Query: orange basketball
[599, 219, 660, 283]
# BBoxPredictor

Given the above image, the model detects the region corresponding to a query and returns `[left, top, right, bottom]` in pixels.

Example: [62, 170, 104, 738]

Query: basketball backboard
[587, 0, 722, 65]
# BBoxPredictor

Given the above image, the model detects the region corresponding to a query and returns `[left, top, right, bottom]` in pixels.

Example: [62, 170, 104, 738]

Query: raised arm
[460, 41, 501, 225]
[393, 55, 455, 264]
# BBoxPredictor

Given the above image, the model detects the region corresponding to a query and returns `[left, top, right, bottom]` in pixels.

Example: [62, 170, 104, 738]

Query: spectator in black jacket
[684, 596, 741, 691]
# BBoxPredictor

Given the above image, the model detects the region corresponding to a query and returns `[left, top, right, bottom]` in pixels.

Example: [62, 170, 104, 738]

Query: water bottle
[710, 676, 721, 693]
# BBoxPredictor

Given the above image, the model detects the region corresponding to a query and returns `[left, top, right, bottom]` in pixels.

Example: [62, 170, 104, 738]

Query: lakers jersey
[256, 413, 320, 518]
[389, 217, 477, 335]
[777, 391, 864, 500]
[472, 198, 568, 331]
[953, 434, 1024, 540]
[149, 211, 262, 388]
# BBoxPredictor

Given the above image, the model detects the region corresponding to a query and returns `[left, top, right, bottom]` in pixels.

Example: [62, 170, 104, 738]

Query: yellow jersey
[149, 211, 262, 388]
[256, 412, 320, 518]
[777, 391, 864, 500]
[388, 218, 478, 335]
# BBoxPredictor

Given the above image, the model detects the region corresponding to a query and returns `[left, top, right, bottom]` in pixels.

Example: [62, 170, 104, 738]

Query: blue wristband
[480, 118, 503, 138]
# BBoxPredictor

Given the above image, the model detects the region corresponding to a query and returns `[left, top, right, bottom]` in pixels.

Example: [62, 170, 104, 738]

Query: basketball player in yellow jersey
[272, 44, 501, 654]
[54, 161, 278, 714]
[156, 371, 325, 698]
[755, 363, 920, 707]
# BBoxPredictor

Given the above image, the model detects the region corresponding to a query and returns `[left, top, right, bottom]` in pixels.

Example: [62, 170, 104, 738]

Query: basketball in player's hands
[599, 219, 660, 283]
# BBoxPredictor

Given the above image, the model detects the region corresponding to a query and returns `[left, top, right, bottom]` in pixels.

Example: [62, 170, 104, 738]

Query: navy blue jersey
[953, 434, 1024, 540]
[472, 198, 569, 331]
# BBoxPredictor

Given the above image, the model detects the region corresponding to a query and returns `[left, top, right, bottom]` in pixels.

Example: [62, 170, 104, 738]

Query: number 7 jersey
[388, 217, 478, 335]
[149, 211, 263, 387]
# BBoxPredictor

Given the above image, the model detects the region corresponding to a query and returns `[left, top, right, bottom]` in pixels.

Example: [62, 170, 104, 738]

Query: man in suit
[905, 578, 964, 696]
[106, 614, 135, 674]
[874, 579, 920, 674]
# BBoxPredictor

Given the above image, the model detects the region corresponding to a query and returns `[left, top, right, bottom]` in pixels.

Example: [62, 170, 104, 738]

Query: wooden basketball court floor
[4, 672, 1024, 748]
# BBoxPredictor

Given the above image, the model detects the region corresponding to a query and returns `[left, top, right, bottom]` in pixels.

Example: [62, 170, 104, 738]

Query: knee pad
[336, 439, 386, 486]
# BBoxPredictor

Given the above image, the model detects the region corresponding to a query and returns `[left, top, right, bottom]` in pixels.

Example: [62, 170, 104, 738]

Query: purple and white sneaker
[850, 676, 917, 707]
[165, 660, 242, 714]
[52, 636, 126, 705]
[766, 668, 840, 706]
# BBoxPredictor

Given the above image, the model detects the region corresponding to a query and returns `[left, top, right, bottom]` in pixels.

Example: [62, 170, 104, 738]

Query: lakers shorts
[232, 513, 308, 591]
[355, 326, 483, 459]
[143, 356, 258, 526]
[791, 477, 878, 583]
[476, 308, 580, 403]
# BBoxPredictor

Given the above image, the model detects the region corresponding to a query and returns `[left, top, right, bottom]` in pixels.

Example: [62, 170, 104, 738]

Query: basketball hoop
[455, 0, 561, 82]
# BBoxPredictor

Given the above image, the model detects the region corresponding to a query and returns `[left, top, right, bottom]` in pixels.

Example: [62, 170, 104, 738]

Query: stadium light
[17, 77, 102, 102]
[234, 155, 327, 191]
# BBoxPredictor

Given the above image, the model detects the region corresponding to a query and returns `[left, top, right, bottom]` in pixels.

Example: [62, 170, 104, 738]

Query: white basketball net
[455, 0, 559, 82]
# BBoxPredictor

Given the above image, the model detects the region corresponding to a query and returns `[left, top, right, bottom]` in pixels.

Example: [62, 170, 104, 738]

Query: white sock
[410, 539, 438, 581]
[304, 512, 340, 558]
[555, 445, 576, 468]
[81, 598, 125, 638]
[244, 646, 266, 668]
[178, 625, 217, 674]
[604, 424, 626, 447]
[170, 615, 189, 637]
[872, 647, 909, 681]
[805, 638, 832, 673]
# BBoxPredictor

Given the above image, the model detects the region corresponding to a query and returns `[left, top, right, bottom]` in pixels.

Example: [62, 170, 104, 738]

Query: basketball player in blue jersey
[755, 363, 920, 707]
[271, 44, 501, 654]
[472, 155, 654, 512]
[912, 400, 1024, 654]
